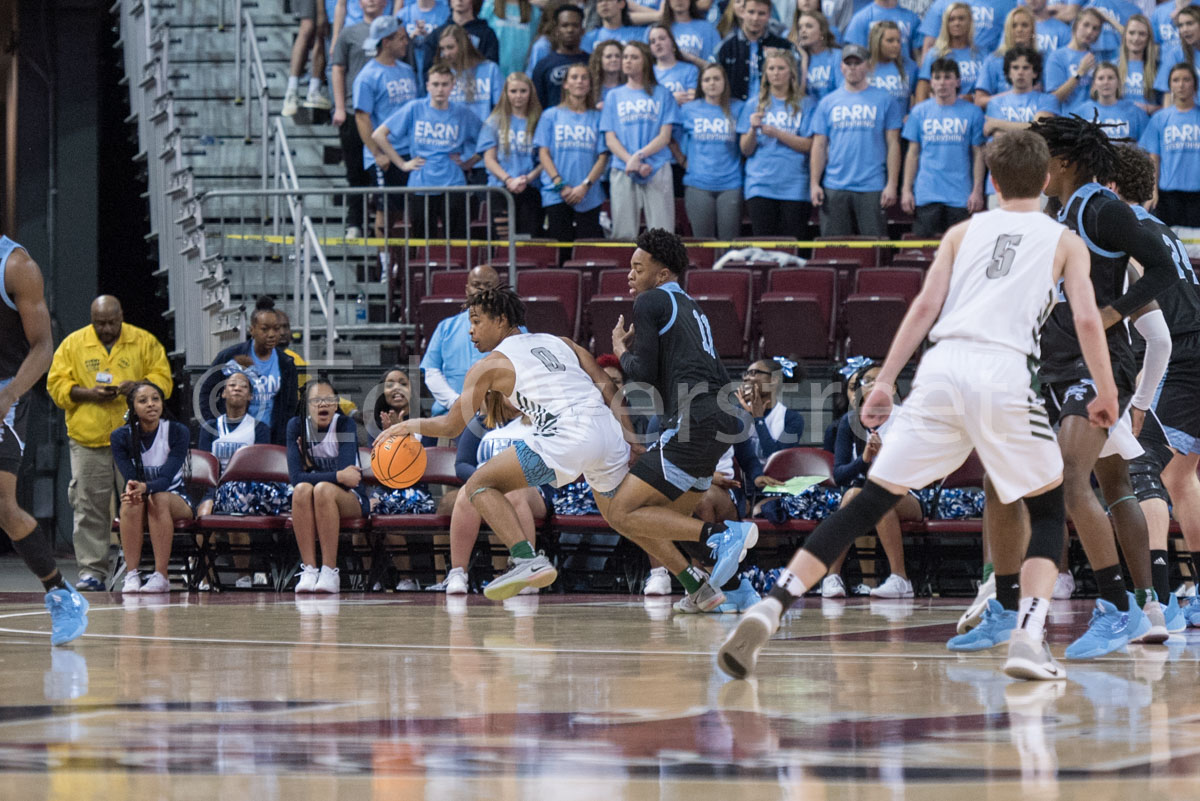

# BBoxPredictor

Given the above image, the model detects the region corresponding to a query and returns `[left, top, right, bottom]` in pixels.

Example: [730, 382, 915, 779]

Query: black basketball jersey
[1132, 205, 1200, 339]
[619, 281, 736, 427]
[0, 237, 31, 381]
[1039, 184, 1138, 384]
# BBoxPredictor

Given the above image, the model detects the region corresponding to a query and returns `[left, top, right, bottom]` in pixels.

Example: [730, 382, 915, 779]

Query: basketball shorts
[1151, 331, 1200, 455]
[869, 341, 1063, 505]
[1042, 369, 1134, 428]
[1098, 409, 1145, 461]
[0, 386, 29, 475]
[293, 0, 318, 21]
[631, 410, 741, 501]
[517, 408, 630, 494]
[1130, 410, 1173, 504]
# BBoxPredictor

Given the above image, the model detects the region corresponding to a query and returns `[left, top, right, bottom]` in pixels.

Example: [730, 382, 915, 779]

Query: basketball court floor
[0, 590, 1197, 800]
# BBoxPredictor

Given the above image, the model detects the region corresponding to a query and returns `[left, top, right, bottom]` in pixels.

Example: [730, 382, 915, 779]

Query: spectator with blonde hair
[479, 72, 545, 237]
[916, 2, 984, 102]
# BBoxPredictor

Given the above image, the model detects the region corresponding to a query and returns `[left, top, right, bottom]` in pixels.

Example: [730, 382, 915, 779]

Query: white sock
[308, 77, 322, 94]
[287, 75, 299, 92]
[772, 569, 807, 601]
[1017, 596, 1049, 642]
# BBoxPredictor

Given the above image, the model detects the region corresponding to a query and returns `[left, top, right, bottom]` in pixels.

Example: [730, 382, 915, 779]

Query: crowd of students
[315, 0, 1200, 243]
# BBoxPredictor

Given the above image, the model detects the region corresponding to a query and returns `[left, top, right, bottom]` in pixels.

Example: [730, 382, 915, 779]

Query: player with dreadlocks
[1026, 113, 1179, 658]
[377, 286, 638, 600]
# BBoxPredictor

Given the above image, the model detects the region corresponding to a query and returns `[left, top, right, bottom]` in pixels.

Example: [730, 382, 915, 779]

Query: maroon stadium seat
[855, 267, 923, 302]
[586, 295, 635, 352]
[428, 269, 469, 298]
[596, 269, 630, 296]
[814, 236, 883, 269]
[686, 268, 753, 359]
[760, 267, 837, 359]
[418, 297, 465, 349]
[517, 269, 582, 340]
[844, 294, 909, 359]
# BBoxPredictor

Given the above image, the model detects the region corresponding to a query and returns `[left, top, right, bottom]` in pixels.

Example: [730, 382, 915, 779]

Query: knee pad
[803, 480, 903, 567]
[1129, 453, 1169, 504]
[1023, 485, 1066, 563]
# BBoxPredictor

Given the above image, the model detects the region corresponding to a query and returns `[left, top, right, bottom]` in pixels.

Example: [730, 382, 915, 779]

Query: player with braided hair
[1025, 114, 1180, 657]
[377, 285, 637, 600]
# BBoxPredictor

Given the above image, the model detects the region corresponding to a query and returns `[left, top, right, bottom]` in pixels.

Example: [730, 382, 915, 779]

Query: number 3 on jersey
[693, 310, 717, 359]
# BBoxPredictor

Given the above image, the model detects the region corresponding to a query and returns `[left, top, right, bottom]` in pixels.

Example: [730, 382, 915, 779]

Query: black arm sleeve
[619, 290, 668, 386]
[1094, 201, 1177, 316]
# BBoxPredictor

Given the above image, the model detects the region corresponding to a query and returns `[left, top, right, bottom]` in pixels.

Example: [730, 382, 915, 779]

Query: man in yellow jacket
[47, 296, 172, 590]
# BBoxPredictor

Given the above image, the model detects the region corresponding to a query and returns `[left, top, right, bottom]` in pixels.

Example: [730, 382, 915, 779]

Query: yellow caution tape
[225, 233, 945, 249]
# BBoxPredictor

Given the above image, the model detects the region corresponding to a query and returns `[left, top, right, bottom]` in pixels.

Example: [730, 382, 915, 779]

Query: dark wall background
[9, 0, 160, 548]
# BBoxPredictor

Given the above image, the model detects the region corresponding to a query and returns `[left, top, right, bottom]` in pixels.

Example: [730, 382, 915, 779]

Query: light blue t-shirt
[1154, 43, 1199, 93]
[867, 57, 918, 112]
[844, 3, 923, 57]
[680, 99, 745, 192]
[526, 36, 552, 74]
[600, 84, 680, 179]
[382, 99, 482, 192]
[1139, 104, 1200, 190]
[919, 0, 1016, 54]
[532, 105, 608, 210]
[919, 47, 985, 94]
[583, 25, 647, 53]
[670, 20, 722, 61]
[1068, 98, 1150, 139]
[449, 60, 504, 122]
[984, 88, 1061, 126]
[248, 347, 281, 428]
[326, 0, 362, 28]
[480, 0, 542, 77]
[1044, 47, 1095, 106]
[1086, 0, 1140, 59]
[1035, 17, 1073, 52]
[812, 85, 902, 191]
[1121, 59, 1154, 105]
[420, 311, 484, 416]
[1152, 1, 1182, 45]
[737, 95, 815, 200]
[902, 98, 985, 206]
[976, 52, 1010, 95]
[399, 1, 451, 86]
[805, 48, 845, 100]
[476, 115, 537, 187]
[655, 61, 700, 96]
[352, 59, 419, 167]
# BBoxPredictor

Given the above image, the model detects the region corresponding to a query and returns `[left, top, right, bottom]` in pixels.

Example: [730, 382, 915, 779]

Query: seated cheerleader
[288, 379, 370, 594]
[111, 381, 193, 594]
[439, 391, 548, 594]
[196, 367, 273, 517]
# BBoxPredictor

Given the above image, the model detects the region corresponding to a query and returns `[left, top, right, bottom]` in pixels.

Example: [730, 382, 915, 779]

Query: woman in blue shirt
[974, 6, 1037, 107]
[196, 368, 275, 517]
[660, 0, 722, 65]
[438, 24, 503, 124]
[1045, 7, 1104, 106]
[480, 72, 545, 237]
[1119, 14, 1159, 112]
[916, 2, 983, 102]
[288, 379, 370, 595]
[112, 382, 192, 595]
[534, 63, 610, 247]
[680, 64, 745, 238]
[649, 23, 700, 106]
[792, 8, 844, 100]
[1069, 62, 1150, 140]
[1140, 62, 1200, 226]
[738, 48, 815, 236]
[589, 39, 627, 110]
[867, 20, 918, 113]
[480, 0, 542, 77]
[584, 0, 646, 51]
[1154, 6, 1200, 94]
[601, 41, 680, 240]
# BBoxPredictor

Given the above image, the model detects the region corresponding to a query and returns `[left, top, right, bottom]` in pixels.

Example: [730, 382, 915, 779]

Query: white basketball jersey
[929, 208, 1065, 356]
[493, 333, 608, 438]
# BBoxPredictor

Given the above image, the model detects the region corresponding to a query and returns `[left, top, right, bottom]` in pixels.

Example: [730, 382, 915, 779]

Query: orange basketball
[371, 433, 427, 489]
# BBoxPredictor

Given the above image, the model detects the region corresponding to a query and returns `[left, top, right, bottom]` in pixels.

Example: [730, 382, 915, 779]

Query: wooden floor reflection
[1, 592, 1198, 800]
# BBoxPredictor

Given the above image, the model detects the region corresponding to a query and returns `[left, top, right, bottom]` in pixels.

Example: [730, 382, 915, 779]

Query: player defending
[0, 236, 89, 644]
[605, 229, 759, 613]
[717, 131, 1118, 682]
[377, 287, 633, 600]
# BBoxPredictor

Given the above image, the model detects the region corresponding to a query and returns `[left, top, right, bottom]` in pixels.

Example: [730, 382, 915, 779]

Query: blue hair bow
[838, 356, 874, 378]
[222, 360, 260, 381]
[771, 356, 798, 379]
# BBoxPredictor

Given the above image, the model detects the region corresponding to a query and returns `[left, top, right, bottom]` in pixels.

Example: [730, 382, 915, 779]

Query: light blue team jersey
[449, 61, 504, 122]
[1035, 17, 1073, 52]
[680, 99, 745, 192]
[480, 0, 542, 77]
[920, 47, 985, 94]
[1068, 98, 1150, 139]
[1122, 60, 1155, 105]
[737, 95, 815, 200]
[867, 57, 919, 112]
[812, 85, 903, 191]
[532, 105, 608, 210]
[901, 98, 985, 206]
[582, 25, 646, 53]
[1152, 1, 1181, 44]
[1155, 43, 1199, 92]
[1139, 104, 1200, 190]
[476, 115, 538, 187]
[1086, 0, 1141, 59]
[976, 53, 1010, 95]
[352, 58, 419, 166]
[600, 84, 681, 179]
[844, 3, 923, 57]
[670, 20, 722, 61]
[805, 48, 845, 100]
[526, 36, 552, 74]
[382, 99, 482, 192]
[920, 0, 1017, 53]
[655, 62, 700, 96]
[1045, 47, 1095, 105]
[248, 347, 281, 428]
